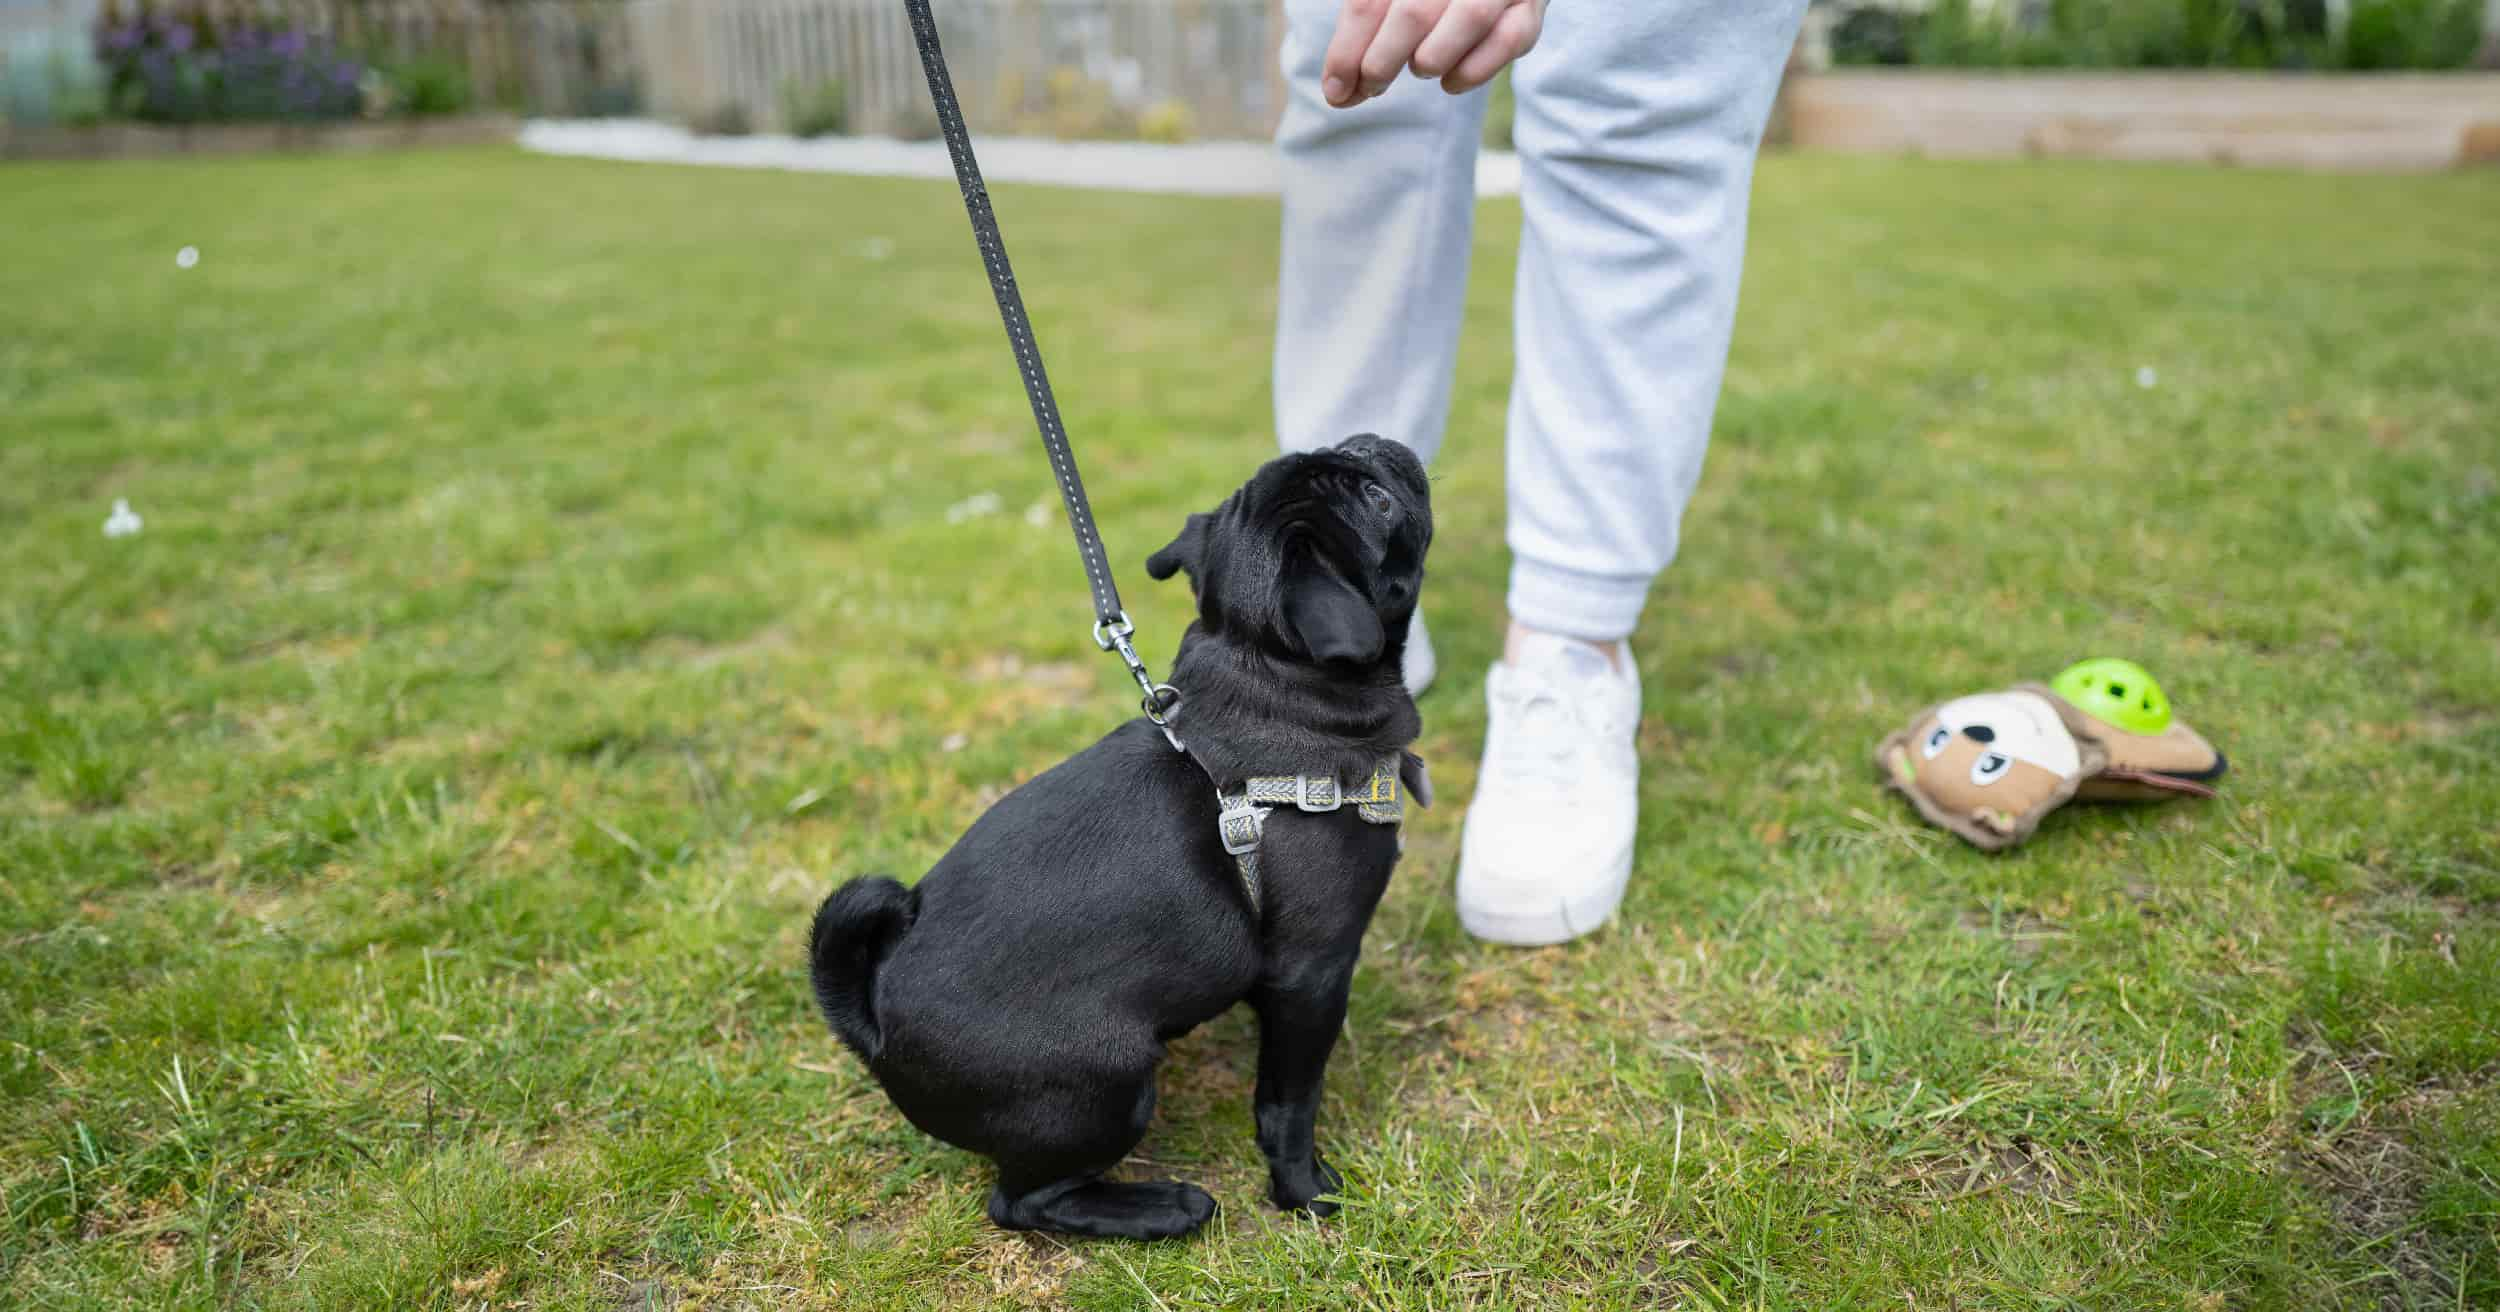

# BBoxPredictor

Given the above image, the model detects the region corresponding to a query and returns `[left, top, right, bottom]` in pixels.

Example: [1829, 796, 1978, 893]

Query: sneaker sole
[1454, 839, 1632, 947]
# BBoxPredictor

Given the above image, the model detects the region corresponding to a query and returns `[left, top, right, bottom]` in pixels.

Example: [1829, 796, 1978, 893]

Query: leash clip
[1093, 611, 1183, 745]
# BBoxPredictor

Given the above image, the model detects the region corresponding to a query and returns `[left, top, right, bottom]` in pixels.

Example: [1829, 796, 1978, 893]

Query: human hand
[1321, 0, 1546, 107]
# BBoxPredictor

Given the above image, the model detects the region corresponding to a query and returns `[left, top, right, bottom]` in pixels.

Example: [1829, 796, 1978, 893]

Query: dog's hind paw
[990, 1178, 1217, 1240]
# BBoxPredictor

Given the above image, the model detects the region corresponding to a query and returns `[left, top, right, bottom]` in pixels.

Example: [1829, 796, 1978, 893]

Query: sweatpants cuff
[1507, 555, 1653, 644]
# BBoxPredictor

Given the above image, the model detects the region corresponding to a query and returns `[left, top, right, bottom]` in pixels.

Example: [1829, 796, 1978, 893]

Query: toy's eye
[1922, 725, 1951, 759]
[1970, 752, 2011, 786]
[1362, 482, 1396, 517]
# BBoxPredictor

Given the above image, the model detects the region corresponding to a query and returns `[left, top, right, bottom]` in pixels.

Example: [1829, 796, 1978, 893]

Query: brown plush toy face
[1894, 690, 2088, 845]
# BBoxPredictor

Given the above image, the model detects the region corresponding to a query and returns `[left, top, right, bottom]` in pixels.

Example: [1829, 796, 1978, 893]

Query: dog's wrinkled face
[1146, 434, 1431, 669]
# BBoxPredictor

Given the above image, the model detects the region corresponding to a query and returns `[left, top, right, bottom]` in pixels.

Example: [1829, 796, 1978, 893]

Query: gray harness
[1214, 757, 1406, 916]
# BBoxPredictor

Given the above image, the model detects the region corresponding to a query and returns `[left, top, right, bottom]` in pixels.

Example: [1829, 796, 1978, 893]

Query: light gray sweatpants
[1274, 0, 1807, 642]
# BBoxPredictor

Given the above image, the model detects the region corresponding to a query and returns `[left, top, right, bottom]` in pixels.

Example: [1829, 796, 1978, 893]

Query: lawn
[2, 145, 2496, 1310]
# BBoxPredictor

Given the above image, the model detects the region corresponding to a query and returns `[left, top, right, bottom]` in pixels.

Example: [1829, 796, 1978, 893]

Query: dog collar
[1213, 757, 1404, 916]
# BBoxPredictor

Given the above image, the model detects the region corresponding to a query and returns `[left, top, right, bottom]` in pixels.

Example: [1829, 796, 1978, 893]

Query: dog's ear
[1399, 751, 1432, 808]
[1280, 561, 1384, 666]
[1146, 514, 1207, 582]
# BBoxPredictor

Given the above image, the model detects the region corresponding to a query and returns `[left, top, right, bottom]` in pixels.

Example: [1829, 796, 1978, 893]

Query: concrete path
[519, 118, 1525, 197]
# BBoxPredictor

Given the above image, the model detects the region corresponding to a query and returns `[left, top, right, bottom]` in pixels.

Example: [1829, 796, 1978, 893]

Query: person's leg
[1273, 0, 1488, 464]
[1458, 0, 1806, 945]
[1274, 0, 1489, 694]
[1505, 0, 1805, 640]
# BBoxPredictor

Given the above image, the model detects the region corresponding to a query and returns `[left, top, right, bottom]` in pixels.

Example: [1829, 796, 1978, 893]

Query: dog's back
[810, 720, 1264, 1147]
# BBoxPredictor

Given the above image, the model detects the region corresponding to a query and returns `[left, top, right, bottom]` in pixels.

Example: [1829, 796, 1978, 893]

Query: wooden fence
[633, 0, 1280, 138]
[8, 0, 1282, 134]
[336, 0, 639, 114]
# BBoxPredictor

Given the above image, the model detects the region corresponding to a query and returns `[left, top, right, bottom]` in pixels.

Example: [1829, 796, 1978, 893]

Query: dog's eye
[1362, 482, 1396, 517]
[1921, 724, 1951, 759]
[1970, 752, 2011, 786]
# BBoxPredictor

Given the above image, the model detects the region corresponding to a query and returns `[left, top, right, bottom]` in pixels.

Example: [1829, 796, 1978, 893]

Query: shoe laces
[1488, 643, 1619, 796]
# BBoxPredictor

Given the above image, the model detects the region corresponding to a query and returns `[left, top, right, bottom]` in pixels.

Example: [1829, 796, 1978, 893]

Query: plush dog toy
[1875, 658, 2226, 851]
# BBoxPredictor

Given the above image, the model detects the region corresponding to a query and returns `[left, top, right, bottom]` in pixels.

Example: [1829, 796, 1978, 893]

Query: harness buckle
[1294, 775, 1341, 813]
[1218, 800, 1267, 856]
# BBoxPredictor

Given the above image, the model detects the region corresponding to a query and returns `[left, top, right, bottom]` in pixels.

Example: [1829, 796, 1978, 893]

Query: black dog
[809, 434, 1431, 1239]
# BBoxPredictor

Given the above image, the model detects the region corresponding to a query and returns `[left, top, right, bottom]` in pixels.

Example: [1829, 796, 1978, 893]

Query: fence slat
[682, 0, 1276, 139]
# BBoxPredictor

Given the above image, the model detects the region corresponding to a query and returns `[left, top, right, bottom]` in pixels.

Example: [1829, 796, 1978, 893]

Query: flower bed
[95, 11, 369, 122]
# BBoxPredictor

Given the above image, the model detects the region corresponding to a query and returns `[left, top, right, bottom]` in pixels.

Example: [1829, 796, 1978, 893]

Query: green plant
[386, 55, 470, 117]
[91, 3, 367, 123]
[781, 76, 847, 138]
[1137, 98, 1192, 144]
[1040, 65, 1126, 140]
[1827, 0, 2483, 70]
[2342, 0, 2484, 68]
[887, 102, 941, 140]
[577, 80, 640, 117]
[1829, 4, 1923, 64]
[689, 101, 752, 136]
[51, 47, 111, 126]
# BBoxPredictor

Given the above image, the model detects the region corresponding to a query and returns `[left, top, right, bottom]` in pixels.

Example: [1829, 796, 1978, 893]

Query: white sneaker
[1455, 632, 1641, 945]
[1402, 611, 1436, 698]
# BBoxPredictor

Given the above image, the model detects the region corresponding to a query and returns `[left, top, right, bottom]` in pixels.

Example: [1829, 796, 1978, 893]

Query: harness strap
[1216, 758, 1405, 916]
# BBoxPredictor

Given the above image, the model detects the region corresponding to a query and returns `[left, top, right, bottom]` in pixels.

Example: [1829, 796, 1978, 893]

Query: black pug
[808, 434, 1431, 1240]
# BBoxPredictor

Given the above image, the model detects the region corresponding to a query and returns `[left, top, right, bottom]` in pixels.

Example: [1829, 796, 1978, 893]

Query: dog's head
[1146, 434, 1431, 670]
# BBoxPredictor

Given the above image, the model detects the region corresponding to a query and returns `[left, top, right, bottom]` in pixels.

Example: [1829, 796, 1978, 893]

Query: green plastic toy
[2051, 657, 2172, 738]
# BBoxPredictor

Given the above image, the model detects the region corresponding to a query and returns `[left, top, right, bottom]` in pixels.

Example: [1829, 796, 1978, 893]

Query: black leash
[900, 0, 1177, 731]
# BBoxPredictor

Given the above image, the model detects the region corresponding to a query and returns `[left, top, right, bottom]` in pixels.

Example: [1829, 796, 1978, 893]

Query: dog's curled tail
[809, 877, 917, 1064]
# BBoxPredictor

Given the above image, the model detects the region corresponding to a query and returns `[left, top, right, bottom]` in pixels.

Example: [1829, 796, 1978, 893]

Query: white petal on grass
[941, 732, 969, 753]
[1024, 499, 1054, 528]
[2135, 366, 2159, 389]
[175, 246, 199, 269]
[943, 492, 1002, 524]
[103, 499, 144, 538]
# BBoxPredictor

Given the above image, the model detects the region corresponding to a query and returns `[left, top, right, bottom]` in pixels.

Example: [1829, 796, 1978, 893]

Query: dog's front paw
[1270, 1155, 1345, 1217]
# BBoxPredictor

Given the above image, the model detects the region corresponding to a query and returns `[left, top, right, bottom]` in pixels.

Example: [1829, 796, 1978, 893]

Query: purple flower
[93, 9, 370, 123]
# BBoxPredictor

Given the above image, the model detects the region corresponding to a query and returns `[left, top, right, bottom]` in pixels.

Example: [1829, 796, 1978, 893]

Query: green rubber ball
[2052, 658, 2172, 736]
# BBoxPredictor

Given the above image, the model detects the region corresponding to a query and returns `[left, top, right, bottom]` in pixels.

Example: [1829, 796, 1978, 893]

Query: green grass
[2, 146, 2496, 1310]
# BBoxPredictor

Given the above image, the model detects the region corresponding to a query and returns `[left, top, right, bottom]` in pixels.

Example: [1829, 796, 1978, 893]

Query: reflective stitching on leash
[904, 0, 1170, 717]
